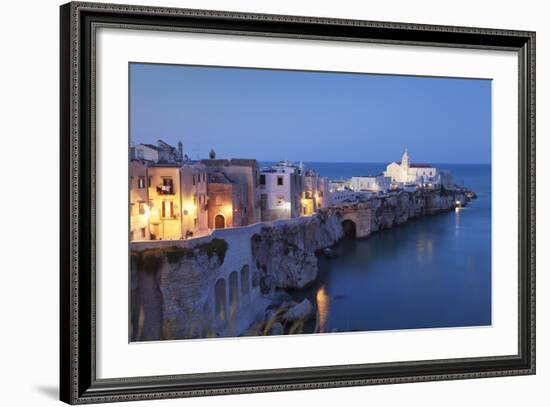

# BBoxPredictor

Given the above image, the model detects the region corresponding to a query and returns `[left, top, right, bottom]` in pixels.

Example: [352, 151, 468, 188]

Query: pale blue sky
[130, 63, 491, 164]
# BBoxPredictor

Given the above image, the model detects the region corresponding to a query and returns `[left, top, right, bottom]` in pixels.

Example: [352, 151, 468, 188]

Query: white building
[132, 139, 183, 164]
[328, 179, 350, 192]
[350, 175, 391, 192]
[259, 162, 304, 221]
[384, 150, 438, 186]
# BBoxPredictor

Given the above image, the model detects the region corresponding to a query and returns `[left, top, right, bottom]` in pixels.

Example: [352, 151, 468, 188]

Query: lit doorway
[214, 214, 225, 229]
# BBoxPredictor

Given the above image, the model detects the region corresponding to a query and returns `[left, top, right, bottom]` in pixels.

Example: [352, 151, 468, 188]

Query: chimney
[177, 141, 183, 162]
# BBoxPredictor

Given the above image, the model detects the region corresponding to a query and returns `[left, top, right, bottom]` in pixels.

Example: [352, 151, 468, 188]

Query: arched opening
[214, 214, 225, 229]
[241, 265, 250, 296]
[214, 279, 226, 322]
[342, 219, 357, 239]
[228, 271, 239, 319]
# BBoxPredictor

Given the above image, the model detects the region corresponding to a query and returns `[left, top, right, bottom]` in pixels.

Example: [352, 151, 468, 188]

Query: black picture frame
[60, 1, 536, 404]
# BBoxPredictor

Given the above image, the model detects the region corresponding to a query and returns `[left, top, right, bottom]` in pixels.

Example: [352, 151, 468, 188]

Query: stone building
[180, 162, 209, 238]
[129, 159, 150, 241]
[317, 177, 329, 209]
[302, 169, 328, 216]
[206, 171, 246, 229]
[201, 158, 261, 225]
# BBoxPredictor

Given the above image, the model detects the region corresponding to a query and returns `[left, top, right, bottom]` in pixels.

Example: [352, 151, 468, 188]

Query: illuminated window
[162, 201, 174, 218]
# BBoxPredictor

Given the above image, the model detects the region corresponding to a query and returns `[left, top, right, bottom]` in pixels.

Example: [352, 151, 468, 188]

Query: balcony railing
[156, 185, 175, 195]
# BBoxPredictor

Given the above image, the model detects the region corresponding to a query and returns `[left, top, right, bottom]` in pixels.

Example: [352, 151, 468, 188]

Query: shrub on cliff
[132, 238, 229, 274]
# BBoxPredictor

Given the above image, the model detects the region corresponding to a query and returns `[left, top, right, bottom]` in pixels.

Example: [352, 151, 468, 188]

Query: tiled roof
[410, 163, 434, 168]
[139, 143, 160, 151]
[397, 161, 434, 168]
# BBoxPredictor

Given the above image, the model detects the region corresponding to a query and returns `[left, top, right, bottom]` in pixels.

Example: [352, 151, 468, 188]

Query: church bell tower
[401, 149, 410, 171]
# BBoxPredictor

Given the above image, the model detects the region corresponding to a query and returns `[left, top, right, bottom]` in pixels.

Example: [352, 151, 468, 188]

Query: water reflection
[315, 285, 330, 333]
[416, 236, 434, 265]
[455, 207, 462, 237]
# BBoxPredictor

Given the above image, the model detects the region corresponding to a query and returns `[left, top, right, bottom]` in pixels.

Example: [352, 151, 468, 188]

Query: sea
[262, 162, 492, 333]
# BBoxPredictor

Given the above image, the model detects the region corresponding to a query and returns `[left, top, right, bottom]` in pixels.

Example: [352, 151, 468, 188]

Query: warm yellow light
[150, 208, 159, 219]
[183, 202, 197, 216]
[316, 286, 330, 333]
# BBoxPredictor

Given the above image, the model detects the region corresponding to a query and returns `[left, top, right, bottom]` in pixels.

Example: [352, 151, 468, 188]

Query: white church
[384, 150, 439, 186]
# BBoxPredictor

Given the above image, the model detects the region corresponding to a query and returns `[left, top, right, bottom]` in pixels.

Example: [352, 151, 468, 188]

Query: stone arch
[214, 278, 226, 322]
[229, 271, 239, 319]
[342, 219, 357, 238]
[214, 214, 225, 229]
[240, 265, 250, 296]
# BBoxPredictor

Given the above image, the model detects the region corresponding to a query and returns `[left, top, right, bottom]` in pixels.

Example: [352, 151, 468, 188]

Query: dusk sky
[130, 63, 491, 164]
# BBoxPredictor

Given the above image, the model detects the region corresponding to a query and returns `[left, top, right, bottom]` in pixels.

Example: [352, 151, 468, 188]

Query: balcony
[156, 185, 175, 195]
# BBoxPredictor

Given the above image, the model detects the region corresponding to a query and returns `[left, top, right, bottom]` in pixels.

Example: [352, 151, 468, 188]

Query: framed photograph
[60, 1, 535, 404]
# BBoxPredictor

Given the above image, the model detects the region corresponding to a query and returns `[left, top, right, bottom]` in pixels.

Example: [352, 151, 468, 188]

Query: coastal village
[130, 139, 476, 341]
[130, 139, 457, 242]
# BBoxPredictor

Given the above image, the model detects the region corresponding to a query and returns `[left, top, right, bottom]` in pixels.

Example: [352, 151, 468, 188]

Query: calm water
[264, 162, 492, 332]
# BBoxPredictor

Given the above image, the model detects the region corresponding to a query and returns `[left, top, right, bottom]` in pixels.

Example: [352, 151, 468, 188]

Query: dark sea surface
[263, 161, 492, 332]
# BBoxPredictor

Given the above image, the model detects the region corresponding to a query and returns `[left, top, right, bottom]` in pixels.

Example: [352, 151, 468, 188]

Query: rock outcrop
[282, 299, 315, 322]
[251, 210, 344, 292]
[368, 189, 467, 232]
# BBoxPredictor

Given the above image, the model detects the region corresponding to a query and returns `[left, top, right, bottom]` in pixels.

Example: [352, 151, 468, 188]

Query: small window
[140, 227, 146, 238]
[259, 174, 266, 185]
[192, 175, 196, 185]
[139, 202, 147, 215]
[277, 176, 283, 186]
[138, 177, 145, 189]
